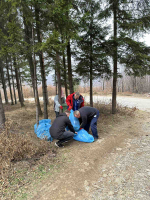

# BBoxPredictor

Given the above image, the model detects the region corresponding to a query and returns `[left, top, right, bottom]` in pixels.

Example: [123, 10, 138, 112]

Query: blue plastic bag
[73, 129, 94, 143]
[69, 109, 80, 131]
[34, 119, 51, 133]
[34, 119, 53, 141]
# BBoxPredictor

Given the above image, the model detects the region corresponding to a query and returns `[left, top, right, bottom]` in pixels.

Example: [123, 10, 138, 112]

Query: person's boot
[55, 141, 64, 148]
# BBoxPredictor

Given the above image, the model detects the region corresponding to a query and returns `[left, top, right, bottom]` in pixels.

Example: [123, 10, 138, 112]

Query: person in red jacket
[66, 92, 84, 111]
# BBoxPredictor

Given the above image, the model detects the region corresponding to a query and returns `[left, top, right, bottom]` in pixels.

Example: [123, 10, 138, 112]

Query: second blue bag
[73, 129, 94, 143]
[69, 109, 80, 131]
[34, 119, 53, 141]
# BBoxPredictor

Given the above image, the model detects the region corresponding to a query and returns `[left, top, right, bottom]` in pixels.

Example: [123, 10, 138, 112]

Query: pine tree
[34, 1, 48, 119]
[76, 0, 111, 106]
[100, 0, 150, 113]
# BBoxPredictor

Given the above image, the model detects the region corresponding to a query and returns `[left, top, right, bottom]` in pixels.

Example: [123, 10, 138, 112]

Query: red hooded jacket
[66, 93, 84, 110]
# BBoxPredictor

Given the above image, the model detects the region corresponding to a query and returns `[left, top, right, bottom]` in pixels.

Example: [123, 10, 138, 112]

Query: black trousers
[57, 131, 74, 145]
[55, 111, 59, 118]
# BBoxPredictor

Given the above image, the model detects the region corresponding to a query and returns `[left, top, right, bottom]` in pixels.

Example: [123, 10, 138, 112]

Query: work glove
[68, 106, 72, 111]
[60, 106, 63, 110]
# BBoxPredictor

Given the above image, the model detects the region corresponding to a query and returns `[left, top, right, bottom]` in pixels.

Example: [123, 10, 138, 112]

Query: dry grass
[3, 83, 148, 102]
[85, 100, 137, 117]
[0, 102, 57, 198]
[0, 99, 137, 199]
[0, 120, 51, 169]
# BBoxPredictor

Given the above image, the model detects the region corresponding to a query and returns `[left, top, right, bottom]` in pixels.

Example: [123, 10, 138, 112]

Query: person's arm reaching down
[80, 116, 87, 128]
[67, 118, 76, 133]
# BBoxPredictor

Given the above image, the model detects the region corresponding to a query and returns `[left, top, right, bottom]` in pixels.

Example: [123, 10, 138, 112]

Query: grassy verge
[0, 100, 137, 199]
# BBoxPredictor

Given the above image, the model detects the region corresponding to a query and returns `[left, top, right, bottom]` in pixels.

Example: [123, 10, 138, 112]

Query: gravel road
[84, 96, 150, 112]
[25, 95, 150, 112]
[89, 134, 150, 200]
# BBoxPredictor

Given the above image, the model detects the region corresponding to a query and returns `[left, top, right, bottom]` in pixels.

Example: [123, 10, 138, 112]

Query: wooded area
[0, 0, 150, 127]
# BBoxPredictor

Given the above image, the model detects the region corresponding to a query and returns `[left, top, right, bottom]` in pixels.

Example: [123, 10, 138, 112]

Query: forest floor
[1, 99, 150, 200]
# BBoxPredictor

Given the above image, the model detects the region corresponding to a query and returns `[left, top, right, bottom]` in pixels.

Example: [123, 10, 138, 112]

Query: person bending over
[74, 106, 99, 141]
[50, 110, 77, 147]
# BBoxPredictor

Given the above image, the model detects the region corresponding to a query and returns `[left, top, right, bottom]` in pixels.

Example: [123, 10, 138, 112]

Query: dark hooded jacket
[50, 113, 75, 139]
[78, 106, 98, 128]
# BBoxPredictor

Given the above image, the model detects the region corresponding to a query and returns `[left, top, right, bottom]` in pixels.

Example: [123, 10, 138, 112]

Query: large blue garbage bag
[34, 119, 53, 141]
[34, 119, 51, 133]
[69, 109, 80, 131]
[73, 129, 94, 143]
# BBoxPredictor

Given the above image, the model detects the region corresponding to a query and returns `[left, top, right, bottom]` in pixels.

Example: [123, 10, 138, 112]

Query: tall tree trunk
[14, 57, 24, 107]
[122, 80, 124, 92]
[112, 1, 118, 114]
[56, 52, 62, 113]
[0, 91, 5, 130]
[90, 65, 93, 107]
[6, 57, 14, 105]
[55, 67, 58, 95]
[90, 40, 93, 107]
[35, 5, 48, 118]
[40, 52, 48, 118]
[23, 16, 42, 115]
[103, 78, 105, 91]
[19, 69, 24, 102]
[67, 41, 74, 94]
[118, 82, 120, 92]
[63, 54, 68, 98]
[90, 9, 93, 107]
[33, 40, 39, 127]
[134, 77, 137, 93]
[0, 61, 8, 104]
[11, 62, 17, 104]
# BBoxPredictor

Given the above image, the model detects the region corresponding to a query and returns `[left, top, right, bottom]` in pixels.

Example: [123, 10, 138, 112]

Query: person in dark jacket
[50, 110, 77, 147]
[66, 92, 84, 111]
[74, 106, 99, 140]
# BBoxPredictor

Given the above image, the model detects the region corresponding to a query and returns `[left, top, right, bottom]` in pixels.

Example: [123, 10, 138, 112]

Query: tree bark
[14, 57, 24, 107]
[0, 61, 8, 104]
[0, 91, 5, 130]
[11, 62, 17, 104]
[90, 65, 93, 107]
[55, 67, 58, 95]
[63, 54, 68, 98]
[56, 52, 62, 113]
[19, 69, 24, 102]
[6, 57, 14, 105]
[112, 1, 118, 114]
[40, 52, 48, 118]
[90, 37, 93, 107]
[67, 41, 74, 94]
[35, 5, 48, 118]
[103, 78, 105, 91]
[33, 42, 39, 127]
[90, 6, 93, 107]
[122, 80, 124, 92]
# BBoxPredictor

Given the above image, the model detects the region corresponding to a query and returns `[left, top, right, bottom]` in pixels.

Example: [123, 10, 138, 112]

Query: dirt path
[24, 111, 150, 200]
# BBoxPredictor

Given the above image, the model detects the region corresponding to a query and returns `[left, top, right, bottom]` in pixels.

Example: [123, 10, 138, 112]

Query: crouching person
[74, 106, 99, 141]
[50, 110, 77, 147]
